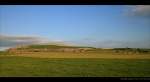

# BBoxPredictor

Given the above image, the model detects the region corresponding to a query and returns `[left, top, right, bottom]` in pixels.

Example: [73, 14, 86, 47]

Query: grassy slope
[6, 51, 150, 59]
[1, 45, 150, 77]
[26, 45, 94, 49]
[0, 51, 12, 55]
[5, 45, 150, 59]
[0, 56, 150, 77]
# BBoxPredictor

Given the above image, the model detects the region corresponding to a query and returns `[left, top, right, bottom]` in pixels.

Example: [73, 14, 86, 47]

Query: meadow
[1, 56, 150, 77]
[0, 45, 150, 77]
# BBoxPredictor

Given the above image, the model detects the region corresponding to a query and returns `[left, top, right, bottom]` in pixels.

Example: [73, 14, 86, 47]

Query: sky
[0, 5, 150, 48]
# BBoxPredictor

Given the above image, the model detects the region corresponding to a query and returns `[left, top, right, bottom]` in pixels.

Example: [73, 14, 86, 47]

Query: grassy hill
[27, 44, 94, 49]
[8, 44, 150, 55]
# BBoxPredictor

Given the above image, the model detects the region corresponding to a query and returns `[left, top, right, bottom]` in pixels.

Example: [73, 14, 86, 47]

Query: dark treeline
[113, 48, 150, 54]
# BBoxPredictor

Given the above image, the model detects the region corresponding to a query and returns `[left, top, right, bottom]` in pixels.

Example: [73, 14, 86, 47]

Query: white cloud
[0, 34, 75, 48]
[0, 34, 48, 44]
[1, 34, 149, 49]
[126, 5, 150, 17]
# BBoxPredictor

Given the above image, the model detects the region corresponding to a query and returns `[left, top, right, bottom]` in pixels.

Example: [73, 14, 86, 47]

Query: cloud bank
[0, 34, 74, 51]
[0, 34, 150, 51]
[0, 34, 50, 46]
[127, 5, 150, 17]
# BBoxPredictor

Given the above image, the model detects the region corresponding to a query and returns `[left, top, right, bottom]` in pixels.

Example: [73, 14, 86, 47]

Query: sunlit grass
[0, 56, 150, 77]
[5, 51, 150, 59]
[0, 46, 150, 77]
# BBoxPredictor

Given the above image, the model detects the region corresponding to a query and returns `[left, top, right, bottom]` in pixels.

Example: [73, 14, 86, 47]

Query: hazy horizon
[0, 5, 150, 49]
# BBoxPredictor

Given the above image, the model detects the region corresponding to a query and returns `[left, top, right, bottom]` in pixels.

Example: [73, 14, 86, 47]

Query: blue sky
[0, 5, 150, 48]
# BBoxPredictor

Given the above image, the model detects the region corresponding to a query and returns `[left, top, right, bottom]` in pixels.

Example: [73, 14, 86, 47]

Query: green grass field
[0, 56, 150, 77]
[1, 45, 150, 77]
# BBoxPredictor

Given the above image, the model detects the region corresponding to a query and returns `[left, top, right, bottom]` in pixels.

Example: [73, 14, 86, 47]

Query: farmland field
[0, 50, 150, 77]
[3, 52, 150, 59]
